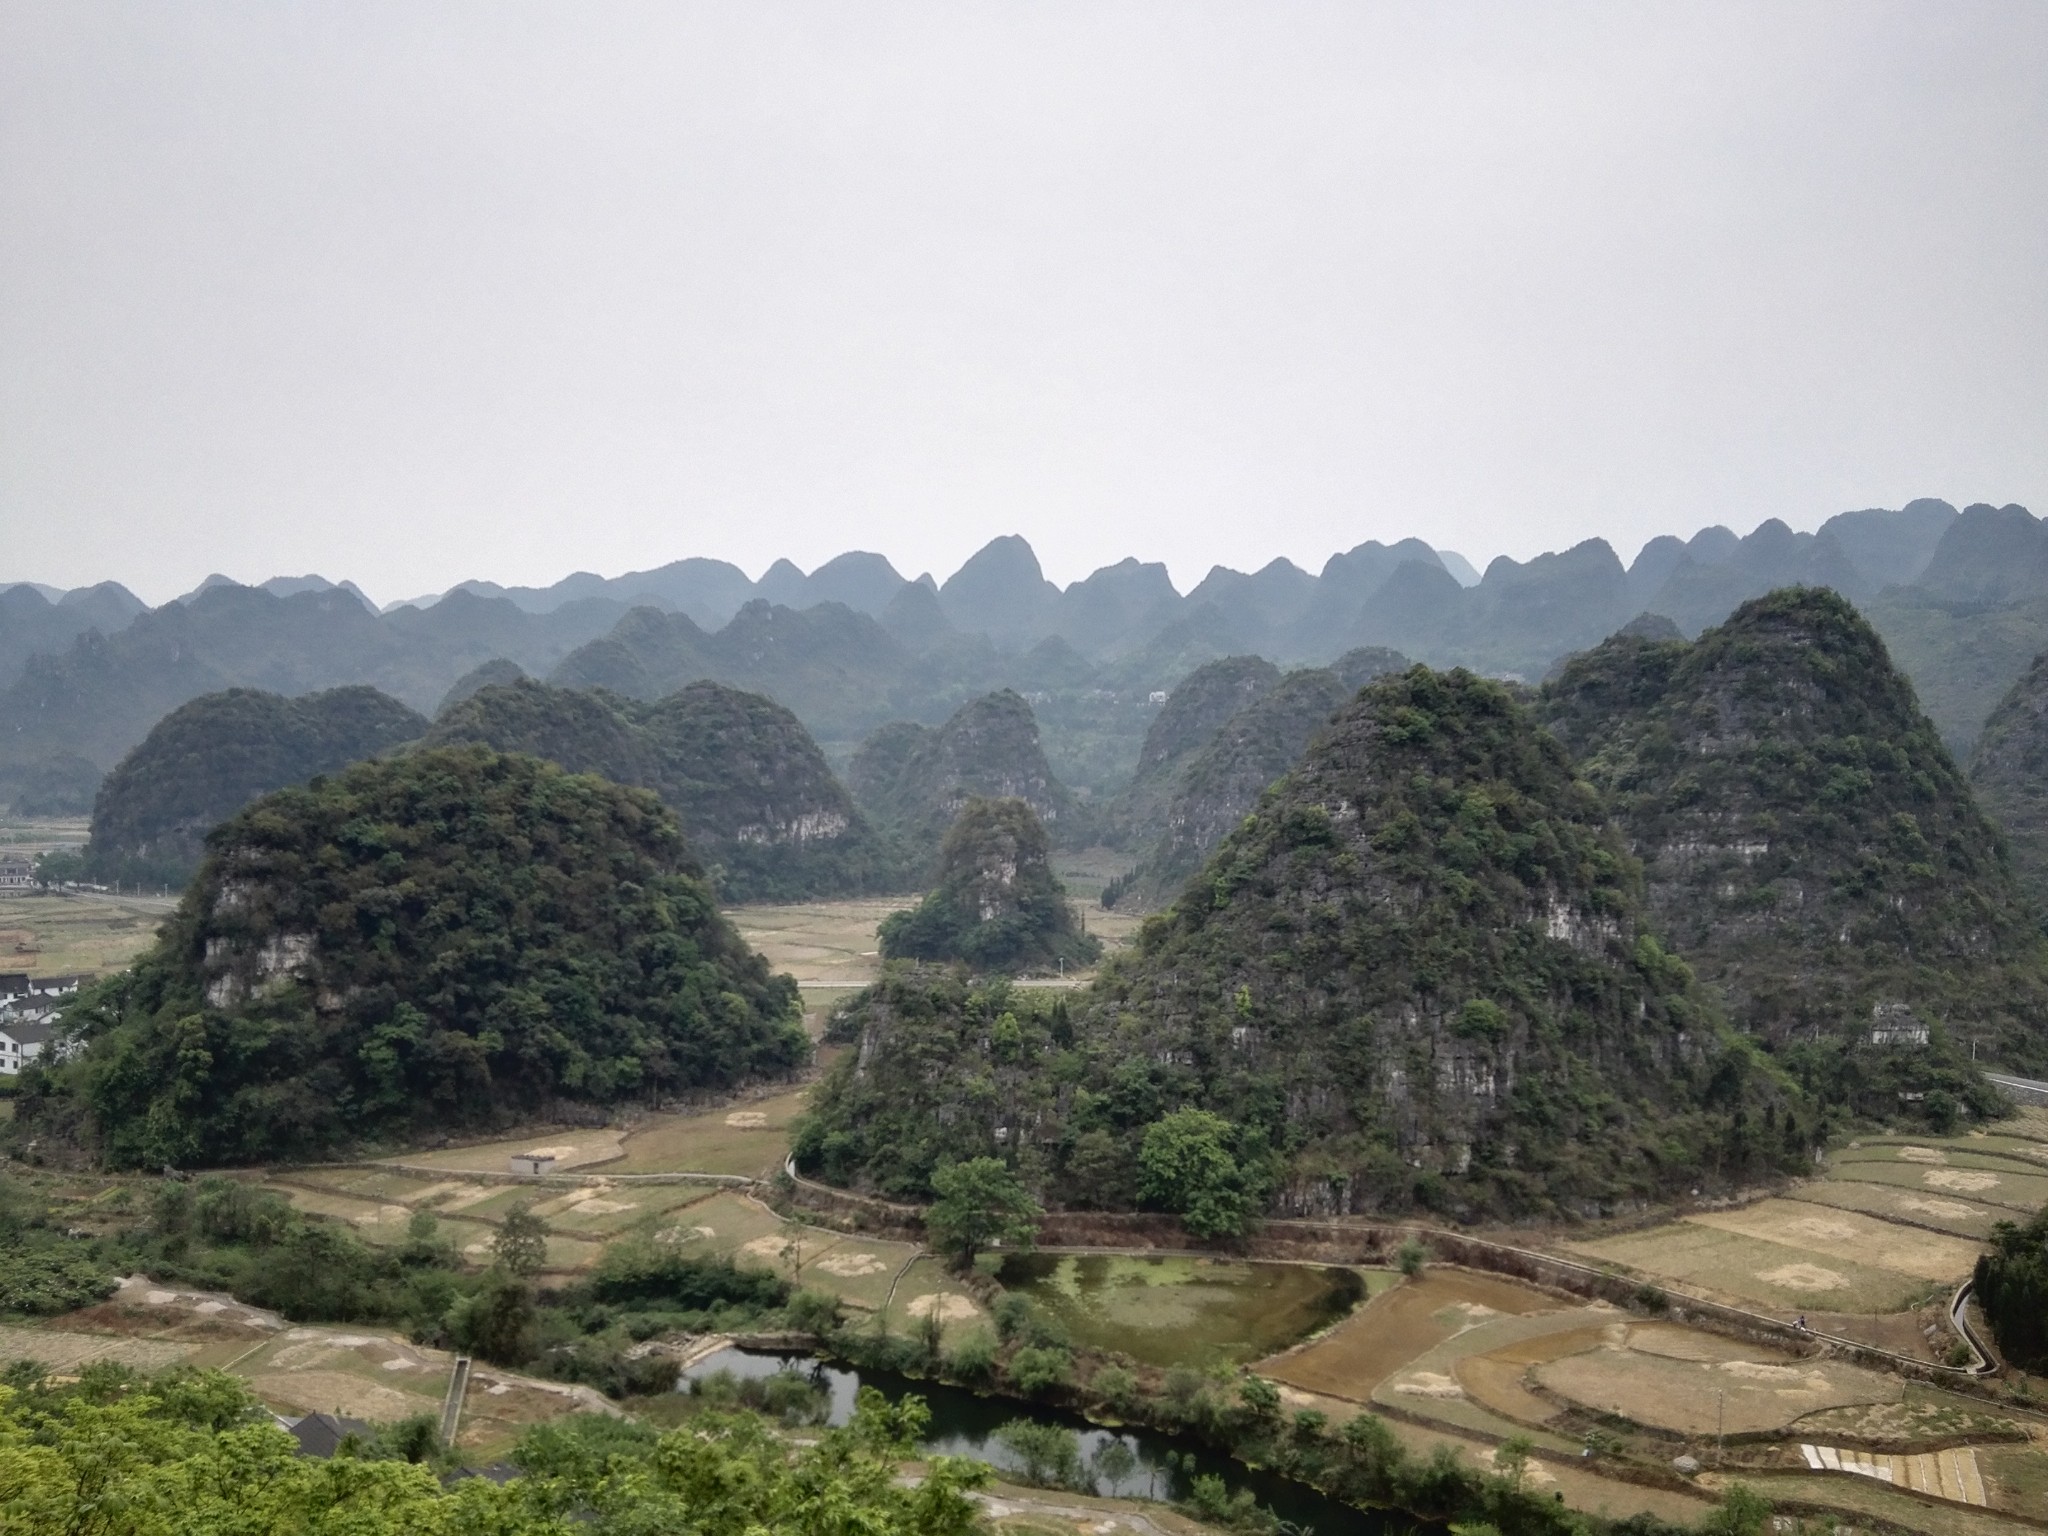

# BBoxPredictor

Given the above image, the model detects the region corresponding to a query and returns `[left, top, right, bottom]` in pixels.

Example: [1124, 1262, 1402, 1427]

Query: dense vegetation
[1540, 589, 2048, 1097]
[1975, 1205, 2048, 1372]
[877, 799, 1101, 974]
[849, 690, 1079, 875]
[16, 748, 804, 1166]
[1117, 666, 1353, 910]
[804, 669, 1812, 1222]
[1104, 655, 1281, 850]
[1969, 648, 2048, 917]
[427, 678, 896, 901]
[0, 1362, 988, 1536]
[83, 685, 429, 888]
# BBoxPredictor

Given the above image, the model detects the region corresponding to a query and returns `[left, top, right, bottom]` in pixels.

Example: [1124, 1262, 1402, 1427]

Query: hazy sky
[4, 3, 2044, 604]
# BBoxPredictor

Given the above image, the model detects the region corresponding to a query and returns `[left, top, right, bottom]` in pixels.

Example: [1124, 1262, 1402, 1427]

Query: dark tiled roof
[284, 1412, 373, 1458]
[0, 1019, 53, 1047]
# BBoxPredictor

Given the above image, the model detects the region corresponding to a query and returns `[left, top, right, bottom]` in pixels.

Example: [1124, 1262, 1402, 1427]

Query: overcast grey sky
[3, 3, 2043, 604]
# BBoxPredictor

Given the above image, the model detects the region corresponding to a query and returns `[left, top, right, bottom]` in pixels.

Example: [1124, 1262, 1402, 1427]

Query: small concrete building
[0, 855, 33, 891]
[509, 1152, 557, 1177]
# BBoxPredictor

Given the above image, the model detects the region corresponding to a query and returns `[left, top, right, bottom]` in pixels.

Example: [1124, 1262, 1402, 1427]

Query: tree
[925, 1157, 1043, 1267]
[494, 1200, 548, 1279]
[1138, 1109, 1253, 1239]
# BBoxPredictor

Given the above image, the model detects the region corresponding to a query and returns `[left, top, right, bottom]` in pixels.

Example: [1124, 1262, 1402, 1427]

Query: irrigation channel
[683, 1346, 1406, 1535]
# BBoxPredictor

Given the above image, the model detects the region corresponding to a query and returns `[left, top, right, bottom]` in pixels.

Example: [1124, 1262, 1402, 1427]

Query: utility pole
[1716, 1390, 1725, 1467]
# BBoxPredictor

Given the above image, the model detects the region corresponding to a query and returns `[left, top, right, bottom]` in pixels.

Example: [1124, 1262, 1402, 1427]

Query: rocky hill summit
[877, 798, 1101, 975]
[1969, 648, 2048, 916]
[1541, 588, 2048, 1084]
[802, 668, 1809, 1221]
[847, 690, 1076, 873]
[84, 686, 429, 889]
[425, 679, 893, 902]
[21, 748, 804, 1167]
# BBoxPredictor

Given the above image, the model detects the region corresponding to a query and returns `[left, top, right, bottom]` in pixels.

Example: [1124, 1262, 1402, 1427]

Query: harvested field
[609, 1084, 814, 1175]
[1373, 1309, 1615, 1450]
[1533, 1324, 1899, 1435]
[724, 898, 917, 986]
[1261, 1270, 1557, 1400]
[1826, 1160, 2048, 1214]
[1685, 1200, 1983, 1283]
[0, 1322, 197, 1372]
[0, 888, 169, 976]
[386, 1127, 628, 1174]
[1567, 1219, 1936, 1314]
[1786, 1182, 2004, 1241]
[885, 1256, 988, 1343]
[1794, 1396, 2026, 1449]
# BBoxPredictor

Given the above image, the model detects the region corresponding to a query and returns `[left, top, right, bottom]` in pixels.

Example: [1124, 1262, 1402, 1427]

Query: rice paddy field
[0, 888, 171, 976]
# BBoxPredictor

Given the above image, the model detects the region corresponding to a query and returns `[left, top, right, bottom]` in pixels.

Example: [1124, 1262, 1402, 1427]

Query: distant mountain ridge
[9, 498, 2044, 819]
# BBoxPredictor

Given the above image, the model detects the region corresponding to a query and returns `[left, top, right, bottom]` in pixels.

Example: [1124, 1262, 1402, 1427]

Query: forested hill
[424, 678, 897, 902]
[1969, 649, 2048, 917]
[799, 667, 1812, 1223]
[17, 748, 805, 1167]
[84, 686, 429, 889]
[1540, 588, 2048, 1086]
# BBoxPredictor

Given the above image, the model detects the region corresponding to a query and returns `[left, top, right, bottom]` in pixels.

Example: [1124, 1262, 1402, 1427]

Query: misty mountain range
[4, 496, 2044, 810]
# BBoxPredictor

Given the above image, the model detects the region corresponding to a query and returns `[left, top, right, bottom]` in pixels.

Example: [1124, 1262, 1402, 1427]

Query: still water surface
[684, 1346, 1405, 1535]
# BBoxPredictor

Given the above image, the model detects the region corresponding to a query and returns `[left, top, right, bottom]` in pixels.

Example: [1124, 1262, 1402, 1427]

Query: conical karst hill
[1541, 588, 2048, 1083]
[877, 797, 1100, 975]
[802, 667, 1808, 1220]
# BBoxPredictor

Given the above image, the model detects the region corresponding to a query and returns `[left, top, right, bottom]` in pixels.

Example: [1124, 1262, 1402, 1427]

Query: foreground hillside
[1541, 589, 2048, 1091]
[800, 667, 1812, 1221]
[15, 747, 805, 1166]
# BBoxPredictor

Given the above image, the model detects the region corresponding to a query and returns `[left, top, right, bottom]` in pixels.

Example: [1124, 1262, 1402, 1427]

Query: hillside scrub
[1975, 1206, 2048, 1372]
[17, 747, 805, 1167]
[803, 669, 1812, 1221]
[0, 1362, 991, 1536]
[878, 798, 1101, 975]
[1540, 587, 2048, 1093]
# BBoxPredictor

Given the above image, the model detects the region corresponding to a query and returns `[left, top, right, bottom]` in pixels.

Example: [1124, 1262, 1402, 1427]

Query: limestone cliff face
[1540, 589, 2048, 1072]
[1970, 649, 2048, 917]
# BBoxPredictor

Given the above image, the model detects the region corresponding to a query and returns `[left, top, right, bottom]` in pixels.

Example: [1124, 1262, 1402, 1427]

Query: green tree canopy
[925, 1156, 1043, 1266]
[1139, 1109, 1255, 1239]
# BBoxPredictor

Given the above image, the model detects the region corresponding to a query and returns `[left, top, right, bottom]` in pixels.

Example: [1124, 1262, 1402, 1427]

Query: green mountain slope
[878, 798, 1101, 974]
[1104, 656, 1280, 852]
[425, 679, 894, 902]
[800, 668, 1810, 1221]
[84, 686, 430, 889]
[848, 690, 1077, 874]
[20, 748, 803, 1167]
[1969, 649, 2048, 917]
[1540, 589, 2048, 1086]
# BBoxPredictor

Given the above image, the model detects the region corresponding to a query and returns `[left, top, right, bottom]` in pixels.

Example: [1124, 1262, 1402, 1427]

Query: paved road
[1985, 1071, 2048, 1106]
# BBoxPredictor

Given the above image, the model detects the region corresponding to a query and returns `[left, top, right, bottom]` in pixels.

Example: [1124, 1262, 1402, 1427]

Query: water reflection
[683, 1346, 1394, 1535]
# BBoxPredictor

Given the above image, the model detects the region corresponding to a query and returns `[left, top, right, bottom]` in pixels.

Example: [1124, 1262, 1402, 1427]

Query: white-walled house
[0, 1017, 52, 1075]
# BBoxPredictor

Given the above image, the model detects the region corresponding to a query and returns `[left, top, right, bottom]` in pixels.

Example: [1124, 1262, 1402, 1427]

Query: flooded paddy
[996, 1252, 1375, 1367]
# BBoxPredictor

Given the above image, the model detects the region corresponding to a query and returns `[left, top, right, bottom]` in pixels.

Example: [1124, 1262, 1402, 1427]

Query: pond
[995, 1252, 1376, 1366]
[683, 1346, 1402, 1535]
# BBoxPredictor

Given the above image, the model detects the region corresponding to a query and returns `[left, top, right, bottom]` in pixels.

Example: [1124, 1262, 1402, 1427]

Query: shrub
[1006, 1345, 1074, 1395]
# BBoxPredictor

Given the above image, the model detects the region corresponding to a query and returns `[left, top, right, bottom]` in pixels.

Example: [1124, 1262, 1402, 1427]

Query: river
[683, 1346, 1413, 1535]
